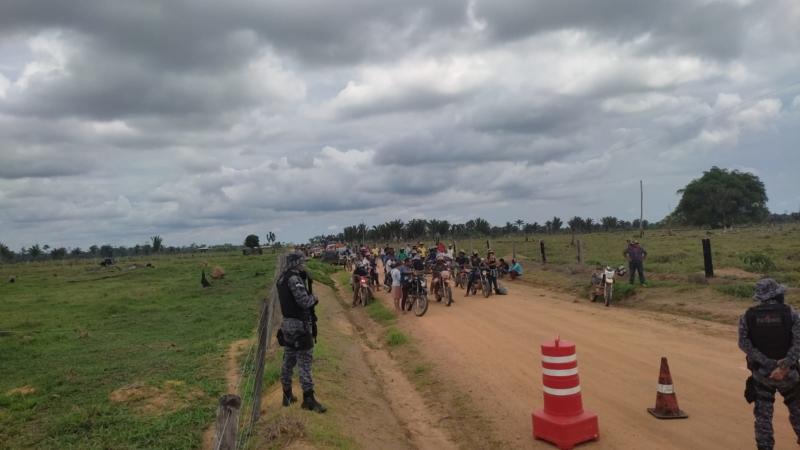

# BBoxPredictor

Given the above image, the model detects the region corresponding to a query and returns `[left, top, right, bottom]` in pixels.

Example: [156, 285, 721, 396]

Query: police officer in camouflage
[277, 252, 327, 413]
[739, 278, 800, 449]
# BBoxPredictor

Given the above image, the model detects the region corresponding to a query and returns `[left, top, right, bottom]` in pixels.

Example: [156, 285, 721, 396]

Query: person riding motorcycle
[430, 254, 448, 293]
[455, 251, 468, 268]
[351, 262, 369, 306]
[465, 252, 484, 297]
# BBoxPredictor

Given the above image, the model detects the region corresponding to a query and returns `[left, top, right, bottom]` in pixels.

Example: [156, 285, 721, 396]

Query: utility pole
[639, 180, 644, 238]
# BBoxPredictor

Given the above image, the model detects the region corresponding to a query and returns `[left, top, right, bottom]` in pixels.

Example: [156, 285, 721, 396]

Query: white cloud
[792, 95, 800, 109]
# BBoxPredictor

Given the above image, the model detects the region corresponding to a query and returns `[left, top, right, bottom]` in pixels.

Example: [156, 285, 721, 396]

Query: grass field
[414, 224, 800, 322]
[0, 251, 277, 449]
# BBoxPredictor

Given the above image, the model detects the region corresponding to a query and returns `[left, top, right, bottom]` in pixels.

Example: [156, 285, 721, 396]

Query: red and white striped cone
[647, 357, 688, 419]
[532, 337, 599, 450]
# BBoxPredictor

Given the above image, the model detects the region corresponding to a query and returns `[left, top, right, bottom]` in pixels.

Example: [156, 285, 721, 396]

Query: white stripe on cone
[543, 385, 582, 396]
[541, 354, 577, 364]
[542, 368, 579, 377]
[657, 384, 675, 394]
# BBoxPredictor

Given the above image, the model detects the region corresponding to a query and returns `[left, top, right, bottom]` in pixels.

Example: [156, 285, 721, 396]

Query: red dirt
[374, 277, 795, 449]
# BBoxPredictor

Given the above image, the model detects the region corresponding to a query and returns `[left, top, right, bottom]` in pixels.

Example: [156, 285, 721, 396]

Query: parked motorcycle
[404, 271, 429, 316]
[432, 270, 454, 306]
[590, 266, 626, 307]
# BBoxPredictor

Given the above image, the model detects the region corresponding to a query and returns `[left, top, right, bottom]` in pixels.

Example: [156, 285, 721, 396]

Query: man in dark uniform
[739, 278, 800, 449]
[277, 252, 326, 413]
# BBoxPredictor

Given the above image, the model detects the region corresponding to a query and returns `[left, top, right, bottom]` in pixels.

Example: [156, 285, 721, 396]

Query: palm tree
[514, 219, 525, 233]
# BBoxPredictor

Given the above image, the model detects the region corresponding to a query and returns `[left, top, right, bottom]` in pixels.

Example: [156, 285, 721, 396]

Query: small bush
[741, 253, 777, 273]
[386, 328, 408, 347]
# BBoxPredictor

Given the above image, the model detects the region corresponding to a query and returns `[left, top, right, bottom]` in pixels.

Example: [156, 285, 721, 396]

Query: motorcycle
[590, 266, 626, 307]
[354, 275, 372, 307]
[455, 266, 469, 289]
[481, 268, 492, 298]
[404, 271, 429, 316]
[432, 270, 454, 307]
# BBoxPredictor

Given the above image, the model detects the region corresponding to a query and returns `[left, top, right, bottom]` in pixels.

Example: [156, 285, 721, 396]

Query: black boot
[282, 386, 297, 407]
[301, 390, 327, 413]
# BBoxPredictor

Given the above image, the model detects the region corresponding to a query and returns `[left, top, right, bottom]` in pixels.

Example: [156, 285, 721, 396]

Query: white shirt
[391, 267, 402, 287]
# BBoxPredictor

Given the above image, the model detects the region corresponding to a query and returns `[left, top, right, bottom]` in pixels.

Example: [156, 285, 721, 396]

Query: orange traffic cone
[647, 357, 688, 419]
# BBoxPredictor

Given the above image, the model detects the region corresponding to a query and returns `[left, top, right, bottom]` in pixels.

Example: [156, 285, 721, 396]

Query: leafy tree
[584, 218, 595, 231]
[99, 245, 114, 258]
[151, 235, 163, 253]
[0, 242, 15, 262]
[29, 244, 42, 259]
[550, 216, 563, 232]
[50, 247, 67, 260]
[428, 219, 450, 238]
[70, 247, 82, 257]
[89, 245, 99, 256]
[244, 234, 260, 249]
[472, 217, 491, 235]
[672, 166, 769, 227]
[601, 216, 619, 231]
[405, 219, 427, 240]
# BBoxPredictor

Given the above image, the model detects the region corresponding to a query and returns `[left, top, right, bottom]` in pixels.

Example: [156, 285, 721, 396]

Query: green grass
[714, 283, 755, 299]
[365, 300, 396, 325]
[0, 251, 278, 449]
[385, 328, 408, 347]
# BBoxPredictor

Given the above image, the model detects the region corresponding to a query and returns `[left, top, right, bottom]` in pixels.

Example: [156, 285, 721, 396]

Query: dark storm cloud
[0, 0, 797, 249]
[473, 0, 748, 60]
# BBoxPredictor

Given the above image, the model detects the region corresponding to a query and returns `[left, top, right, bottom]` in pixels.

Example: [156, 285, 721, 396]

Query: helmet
[285, 252, 305, 270]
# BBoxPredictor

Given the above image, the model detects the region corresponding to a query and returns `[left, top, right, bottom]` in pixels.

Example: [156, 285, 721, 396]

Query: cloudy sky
[1, 0, 798, 249]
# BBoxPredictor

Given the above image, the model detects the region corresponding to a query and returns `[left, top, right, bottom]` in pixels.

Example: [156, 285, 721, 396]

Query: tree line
[308, 215, 652, 245]
[0, 236, 226, 263]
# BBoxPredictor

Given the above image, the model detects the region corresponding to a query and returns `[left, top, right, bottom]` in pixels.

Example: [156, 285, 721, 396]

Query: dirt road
[377, 276, 795, 449]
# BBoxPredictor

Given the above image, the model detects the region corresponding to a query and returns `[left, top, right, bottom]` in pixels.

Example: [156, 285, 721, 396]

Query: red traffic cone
[532, 337, 599, 449]
[647, 357, 688, 419]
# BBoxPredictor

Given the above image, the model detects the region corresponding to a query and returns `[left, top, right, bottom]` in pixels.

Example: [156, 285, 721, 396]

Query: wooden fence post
[539, 240, 547, 264]
[213, 394, 241, 450]
[576, 240, 583, 265]
[702, 238, 714, 278]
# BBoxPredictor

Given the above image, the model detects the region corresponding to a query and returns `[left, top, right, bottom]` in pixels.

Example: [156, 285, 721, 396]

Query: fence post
[576, 240, 583, 265]
[213, 394, 241, 450]
[540, 240, 547, 264]
[702, 238, 714, 278]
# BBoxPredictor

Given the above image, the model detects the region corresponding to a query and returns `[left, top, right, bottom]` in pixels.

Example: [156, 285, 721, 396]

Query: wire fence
[213, 253, 285, 450]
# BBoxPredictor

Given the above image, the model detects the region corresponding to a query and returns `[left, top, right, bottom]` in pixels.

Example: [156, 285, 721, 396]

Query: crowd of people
[341, 242, 524, 312]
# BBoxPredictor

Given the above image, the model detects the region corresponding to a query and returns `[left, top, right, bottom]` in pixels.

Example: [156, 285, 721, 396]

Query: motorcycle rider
[430, 254, 447, 293]
[277, 252, 326, 413]
[351, 261, 369, 306]
[465, 251, 483, 297]
[455, 251, 468, 268]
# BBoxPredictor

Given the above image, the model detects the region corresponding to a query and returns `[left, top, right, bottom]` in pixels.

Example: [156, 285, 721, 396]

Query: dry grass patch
[109, 380, 205, 416]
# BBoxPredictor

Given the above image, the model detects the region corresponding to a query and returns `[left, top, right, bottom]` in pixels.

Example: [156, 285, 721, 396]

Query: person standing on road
[277, 252, 327, 413]
[739, 278, 800, 450]
[623, 240, 647, 286]
[390, 261, 402, 311]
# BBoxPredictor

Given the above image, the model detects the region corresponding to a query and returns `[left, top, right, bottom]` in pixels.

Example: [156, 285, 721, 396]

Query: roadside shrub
[741, 253, 777, 273]
[366, 301, 395, 324]
[386, 328, 408, 347]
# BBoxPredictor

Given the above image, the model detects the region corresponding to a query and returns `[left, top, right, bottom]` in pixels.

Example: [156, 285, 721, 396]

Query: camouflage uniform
[738, 278, 800, 449]
[280, 271, 318, 392]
